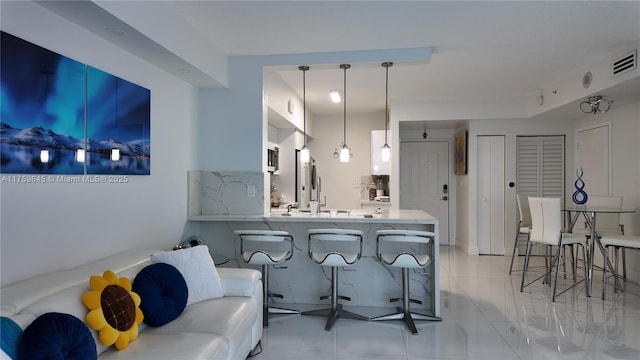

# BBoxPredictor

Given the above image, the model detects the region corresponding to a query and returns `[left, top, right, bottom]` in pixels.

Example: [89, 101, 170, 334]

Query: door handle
[441, 196, 448, 201]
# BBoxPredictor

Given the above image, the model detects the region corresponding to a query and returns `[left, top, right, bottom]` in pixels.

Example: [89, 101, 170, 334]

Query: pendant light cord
[298, 66, 309, 147]
[382, 62, 393, 145]
[340, 64, 350, 146]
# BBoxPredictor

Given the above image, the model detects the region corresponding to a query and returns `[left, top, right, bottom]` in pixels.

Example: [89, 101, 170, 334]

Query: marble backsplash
[361, 175, 389, 200]
[188, 171, 264, 216]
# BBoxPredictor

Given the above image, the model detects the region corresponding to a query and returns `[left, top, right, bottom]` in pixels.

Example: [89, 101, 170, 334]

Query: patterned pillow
[82, 270, 143, 350]
[133, 263, 188, 327]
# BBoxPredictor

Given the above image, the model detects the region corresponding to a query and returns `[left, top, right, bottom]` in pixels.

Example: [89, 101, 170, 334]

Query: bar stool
[371, 230, 442, 334]
[302, 228, 369, 331]
[234, 230, 299, 327]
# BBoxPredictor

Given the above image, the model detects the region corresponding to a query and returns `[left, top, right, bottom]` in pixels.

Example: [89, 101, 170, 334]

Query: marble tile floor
[249, 246, 640, 360]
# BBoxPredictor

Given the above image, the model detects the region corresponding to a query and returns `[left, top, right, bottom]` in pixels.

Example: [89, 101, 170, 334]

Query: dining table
[563, 204, 636, 297]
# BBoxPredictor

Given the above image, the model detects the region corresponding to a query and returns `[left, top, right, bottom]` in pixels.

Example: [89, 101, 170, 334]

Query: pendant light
[381, 62, 393, 162]
[299, 65, 310, 163]
[339, 64, 351, 163]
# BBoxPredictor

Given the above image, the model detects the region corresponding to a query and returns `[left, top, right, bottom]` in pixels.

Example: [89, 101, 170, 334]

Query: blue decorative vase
[572, 168, 588, 205]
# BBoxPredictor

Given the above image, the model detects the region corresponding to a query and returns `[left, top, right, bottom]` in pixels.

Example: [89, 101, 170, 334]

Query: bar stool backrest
[376, 230, 435, 244]
[307, 229, 363, 266]
[376, 230, 435, 268]
[234, 230, 294, 264]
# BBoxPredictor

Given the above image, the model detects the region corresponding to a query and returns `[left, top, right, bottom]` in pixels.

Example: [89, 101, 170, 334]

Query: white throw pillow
[150, 245, 223, 306]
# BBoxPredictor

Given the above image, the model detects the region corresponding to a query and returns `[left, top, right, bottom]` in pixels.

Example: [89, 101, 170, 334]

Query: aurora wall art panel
[0, 31, 151, 175]
[86, 66, 150, 175]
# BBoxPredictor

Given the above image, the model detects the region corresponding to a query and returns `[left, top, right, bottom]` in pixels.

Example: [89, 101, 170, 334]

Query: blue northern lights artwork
[0, 31, 150, 175]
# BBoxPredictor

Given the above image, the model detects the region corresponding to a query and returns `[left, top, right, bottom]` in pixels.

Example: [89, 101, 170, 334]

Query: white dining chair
[601, 235, 640, 300]
[509, 194, 532, 275]
[572, 196, 626, 278]
[520, 197, 587, 302]
[572, 195, 624, 236]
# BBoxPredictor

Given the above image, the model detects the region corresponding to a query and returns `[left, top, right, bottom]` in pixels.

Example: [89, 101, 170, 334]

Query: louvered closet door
[515, 136, 565, 255]
[516, 136, 565, 199]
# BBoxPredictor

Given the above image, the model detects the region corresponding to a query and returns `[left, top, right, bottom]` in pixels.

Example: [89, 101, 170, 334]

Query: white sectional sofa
[1, 248, 263, 360]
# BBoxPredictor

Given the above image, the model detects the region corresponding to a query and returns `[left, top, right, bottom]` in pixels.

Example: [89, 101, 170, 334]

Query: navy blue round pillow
[18, 312, 96, 360]
[133, 262, 188, 327]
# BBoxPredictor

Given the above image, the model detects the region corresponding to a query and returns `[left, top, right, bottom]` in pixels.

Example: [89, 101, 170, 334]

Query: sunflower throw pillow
[82, 270, 143, 350]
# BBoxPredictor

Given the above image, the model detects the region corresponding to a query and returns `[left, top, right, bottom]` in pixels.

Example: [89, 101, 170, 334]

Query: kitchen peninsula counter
[188, 209, 435, 224]
[190, 209, 440, 317]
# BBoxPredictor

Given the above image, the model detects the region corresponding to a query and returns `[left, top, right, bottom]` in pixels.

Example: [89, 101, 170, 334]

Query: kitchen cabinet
[371, 130, 391, 175]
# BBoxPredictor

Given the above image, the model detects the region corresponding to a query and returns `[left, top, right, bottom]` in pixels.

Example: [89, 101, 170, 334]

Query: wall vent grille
[612, 50, 637, 77]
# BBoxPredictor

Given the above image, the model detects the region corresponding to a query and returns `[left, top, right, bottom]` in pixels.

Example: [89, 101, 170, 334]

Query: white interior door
[576, 124, 610, 196]
[400, 141, 450, 244]
[477, 136, 505, 255]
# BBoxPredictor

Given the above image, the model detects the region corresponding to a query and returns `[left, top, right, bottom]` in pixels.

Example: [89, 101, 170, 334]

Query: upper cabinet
[371, 130, 391, 175]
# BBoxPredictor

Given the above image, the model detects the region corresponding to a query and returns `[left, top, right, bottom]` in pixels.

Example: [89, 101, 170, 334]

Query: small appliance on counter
[376, 178, 385, 198]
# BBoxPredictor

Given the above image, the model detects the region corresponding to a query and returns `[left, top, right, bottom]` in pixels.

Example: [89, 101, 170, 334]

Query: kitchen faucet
[316, 176, 326, 211]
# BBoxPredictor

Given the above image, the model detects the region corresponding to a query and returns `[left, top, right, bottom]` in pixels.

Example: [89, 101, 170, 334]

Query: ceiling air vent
[612, 50, 637, 77]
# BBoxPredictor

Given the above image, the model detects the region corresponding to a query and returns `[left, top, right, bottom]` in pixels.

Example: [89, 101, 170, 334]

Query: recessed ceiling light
[105, 27, 126, 37]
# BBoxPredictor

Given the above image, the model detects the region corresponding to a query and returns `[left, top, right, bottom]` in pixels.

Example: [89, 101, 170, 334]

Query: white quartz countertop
[188, 209, 437, 224]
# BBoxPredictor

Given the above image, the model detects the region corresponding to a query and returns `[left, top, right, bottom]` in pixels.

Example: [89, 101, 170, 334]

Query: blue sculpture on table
[572, 168, 588, 205]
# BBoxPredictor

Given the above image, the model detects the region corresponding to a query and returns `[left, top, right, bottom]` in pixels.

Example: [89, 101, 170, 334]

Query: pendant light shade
[299, 65, 310, 163]
[381, 62, 393, 162]
[300, 146, 310, 163]
[339, 145, 350, 162]
[381, 143, 391, 162]
[339, 64, 351, 163]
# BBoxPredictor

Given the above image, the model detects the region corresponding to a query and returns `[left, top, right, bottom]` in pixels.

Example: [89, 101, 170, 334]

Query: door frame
[399, 139, 454, 246]
[575, 121, 612, 196]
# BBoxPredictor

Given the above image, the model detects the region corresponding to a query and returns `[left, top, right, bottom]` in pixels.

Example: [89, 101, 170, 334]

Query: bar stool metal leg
[371, 268, 442, 334]
[261, 264, 299, 327]
[302, 266, 369, 331]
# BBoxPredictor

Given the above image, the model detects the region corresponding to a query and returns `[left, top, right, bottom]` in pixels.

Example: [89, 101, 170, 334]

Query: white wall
[310, 112, 385, 209]
[0, 2, 197, 286]
[463, 117, 575, 255]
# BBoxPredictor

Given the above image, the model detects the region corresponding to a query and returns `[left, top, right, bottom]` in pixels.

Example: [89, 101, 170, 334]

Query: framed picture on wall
[0, 31, 150, 175]
[454, 130, 468, 175]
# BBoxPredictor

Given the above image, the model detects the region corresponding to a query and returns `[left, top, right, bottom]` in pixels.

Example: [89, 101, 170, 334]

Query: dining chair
[601, 235, 640, 300]
[520, 197, 587, 302]
[509, 194, 532, 275]
[572, 196, 626, 278]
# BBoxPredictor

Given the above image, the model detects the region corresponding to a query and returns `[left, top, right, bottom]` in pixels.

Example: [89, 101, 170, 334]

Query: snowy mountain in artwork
[0, 122, 150, 157]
